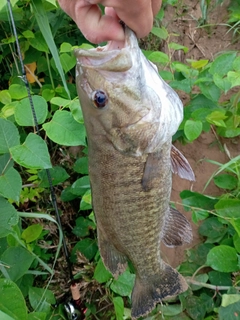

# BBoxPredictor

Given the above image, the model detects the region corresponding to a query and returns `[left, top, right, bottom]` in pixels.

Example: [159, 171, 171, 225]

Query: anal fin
[98, 230, 128, 278]
[131, 261, 188, 319]
[162, 207, 192, 247]
[171, 144, 195, 181]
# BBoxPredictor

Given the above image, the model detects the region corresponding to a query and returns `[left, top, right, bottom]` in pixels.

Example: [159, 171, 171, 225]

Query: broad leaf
[209, 52, 237, 77]
[10, 133, 52, 169]
[15, 96, 48, 126]
[184, 120, 202, 141]
[38, 166, 69, 187]
[43, 110, 86, 146]
[94, 258, 112, 284]
[110, 270, 135, 296]
[206, 245, 239, 272]
[0, 119, 20, 154]
[0, 279, 27, 320]
[113, 296, 124, 320]
[21, 224, 43, 243]
[1, 247, 34, 282]
[29, 287, 55, 313]
[0, 167, 22, 201]
[0, 197, 18, 238]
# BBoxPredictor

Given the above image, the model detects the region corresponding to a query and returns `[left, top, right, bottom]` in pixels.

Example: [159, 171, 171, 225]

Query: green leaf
[28, 31, 49, 53]
[69, 99, 84, 123]
[209, 52, 237, 77]
[110, 270, 135, 296]
[192, 210, 209, 223]
[190, 274, 209, 291]
[8, 84, 28, 100]
[222, 294, 240, 307]
[29, 287, 55, 313]
[180, 190, 218, 211]
[1, 247, 34, 281]
[0, 119, 20, 154]
[150, 26, 168, 40]
[21, 224, 43, 243]
[72, 217, 95, 238]
[213, 74, 232, 93]
[169, 42, 188, 53]
[71, 176, 90, 196]
[43, 110, 86, 146]
[199, 217, 227, 242]
[113, 296, 124, 320]
[60, 53, 76, 73]
[0, 310, 15, 320]
[0, 90, 11, 105]
[198, 81, 221, 102]
[227, 71, 240, 88]
[0, 279, 27, 320]
[73, 157, 88, 174]
[0, 197, 18, 238]
[208, 271, 232, 286]
[184, 120, 202, 141]
[215, 199, 240, 219]
[148, 51, 170, 65]
[233, 56, 240, 71]
[50, 97, 70, 107]
[38, 166, 70, 187]
[214, 174, 238, 190]
[80, 189, 92, 210]
[15, 96, 48, 126]
[190, 59, 209, 69]
[72, 238, 98, 261]
[206, 110, 227, 127]
[0, 167, 22, 201]
[27, 312, 47, 320]
[170, 79, 192, 93]
[206, 245, 239, 272]
[10, 133, 52, 169]
[60, 42, 73, 53]
[94, 258, 112, 284]
[219, 301, 240, 320]
[160, 304, 183, 316]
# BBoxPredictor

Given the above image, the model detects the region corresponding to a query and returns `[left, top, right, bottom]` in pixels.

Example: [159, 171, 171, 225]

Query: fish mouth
[74, 27, 138, 72]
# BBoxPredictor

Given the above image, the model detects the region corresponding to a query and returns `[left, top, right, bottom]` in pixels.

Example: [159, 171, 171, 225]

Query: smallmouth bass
[75, 27, 194, 319]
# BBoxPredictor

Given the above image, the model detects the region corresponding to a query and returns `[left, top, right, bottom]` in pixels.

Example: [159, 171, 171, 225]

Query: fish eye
[92, 90, 108, 109]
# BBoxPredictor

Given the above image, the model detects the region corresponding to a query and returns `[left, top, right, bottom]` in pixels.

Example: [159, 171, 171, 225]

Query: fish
[75, 26, 194, 319]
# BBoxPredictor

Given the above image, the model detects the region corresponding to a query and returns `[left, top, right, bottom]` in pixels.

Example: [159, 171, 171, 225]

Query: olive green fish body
[75, 27, 193, 319]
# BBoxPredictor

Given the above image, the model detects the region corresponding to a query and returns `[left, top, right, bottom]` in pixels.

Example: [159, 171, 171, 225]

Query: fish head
[75, 27, 183, 155]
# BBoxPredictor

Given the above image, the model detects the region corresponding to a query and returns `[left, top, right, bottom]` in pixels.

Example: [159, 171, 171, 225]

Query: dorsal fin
[171, 145, 195, 181]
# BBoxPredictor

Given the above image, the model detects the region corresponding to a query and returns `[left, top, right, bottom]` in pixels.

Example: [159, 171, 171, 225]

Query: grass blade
[31, 0, 71, 99]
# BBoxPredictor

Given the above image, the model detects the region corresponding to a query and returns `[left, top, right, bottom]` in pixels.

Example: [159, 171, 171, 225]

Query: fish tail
[131, 262, 188, 319]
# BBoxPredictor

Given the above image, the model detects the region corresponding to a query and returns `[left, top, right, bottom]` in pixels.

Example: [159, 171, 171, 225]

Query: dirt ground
[160, 0, 240, 267]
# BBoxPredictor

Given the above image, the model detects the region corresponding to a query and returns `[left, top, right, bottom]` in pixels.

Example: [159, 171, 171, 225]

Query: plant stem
[186, 278, 240, 291]
[46, 52, 55, 90]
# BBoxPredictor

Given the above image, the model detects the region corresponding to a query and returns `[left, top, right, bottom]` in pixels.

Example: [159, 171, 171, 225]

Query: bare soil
[160, 0, 240, 267]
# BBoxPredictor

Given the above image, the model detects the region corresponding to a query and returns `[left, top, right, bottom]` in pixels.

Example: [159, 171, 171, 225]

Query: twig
[186, 278, 240, 291]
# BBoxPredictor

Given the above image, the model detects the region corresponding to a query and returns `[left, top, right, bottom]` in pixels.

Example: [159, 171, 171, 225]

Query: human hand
[58, 0, 162, 43]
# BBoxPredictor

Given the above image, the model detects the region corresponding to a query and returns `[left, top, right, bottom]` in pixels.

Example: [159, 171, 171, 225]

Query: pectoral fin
[162, 207, 192, 247]
[171, 145, 195, 181]
[141, 151, 162, 192]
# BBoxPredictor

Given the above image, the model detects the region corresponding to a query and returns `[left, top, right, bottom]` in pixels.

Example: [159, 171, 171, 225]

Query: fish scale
[75, 27, 194, 319]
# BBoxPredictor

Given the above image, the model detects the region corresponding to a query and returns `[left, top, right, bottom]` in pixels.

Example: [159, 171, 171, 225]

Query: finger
[105, 6, 119, 19]
[152, 0, 162, 16]
[59, 1, 125, 43]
